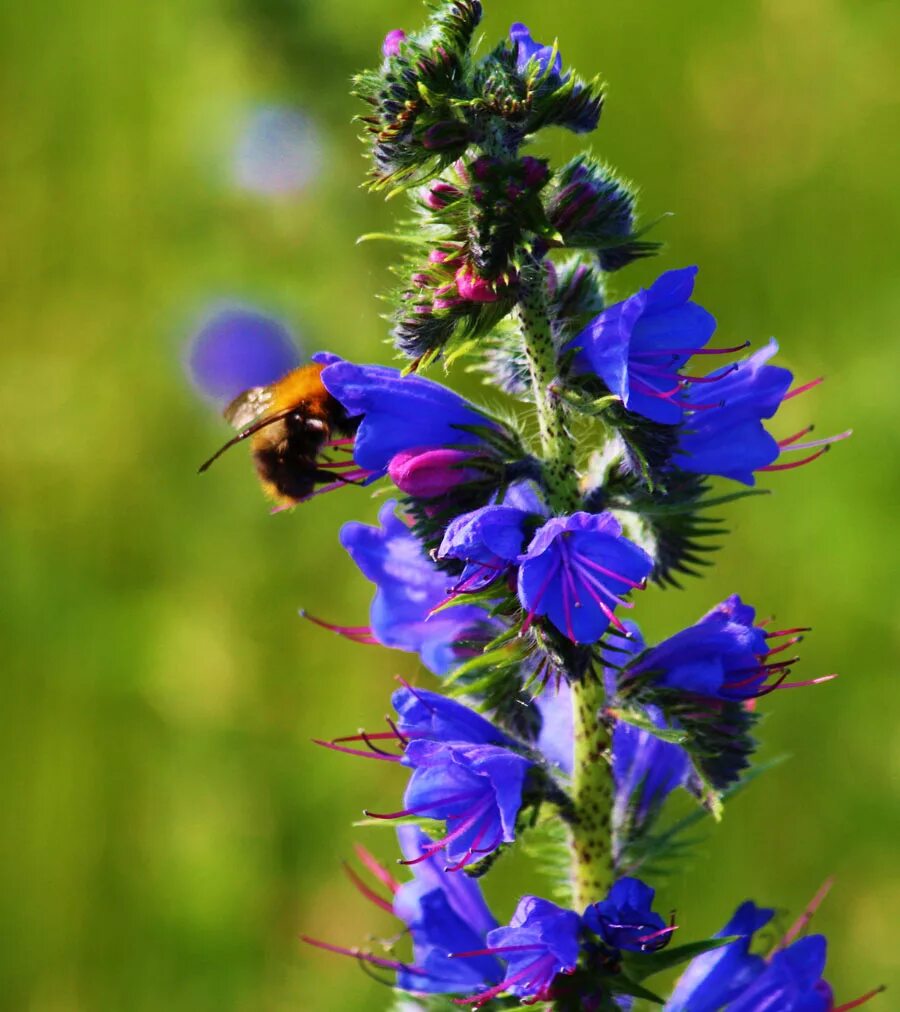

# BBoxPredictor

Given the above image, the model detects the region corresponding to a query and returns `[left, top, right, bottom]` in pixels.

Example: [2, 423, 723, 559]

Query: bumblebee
[198, 363, 360, 507]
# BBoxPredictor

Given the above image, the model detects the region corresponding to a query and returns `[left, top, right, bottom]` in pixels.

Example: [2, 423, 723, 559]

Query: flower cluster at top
[190, 3, 875, 1010]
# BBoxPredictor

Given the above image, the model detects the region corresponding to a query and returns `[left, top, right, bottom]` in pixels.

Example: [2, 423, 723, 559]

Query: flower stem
[515, 258, 579, 514]
[515, 256, 614, 909]
[570, 676, 614, 909]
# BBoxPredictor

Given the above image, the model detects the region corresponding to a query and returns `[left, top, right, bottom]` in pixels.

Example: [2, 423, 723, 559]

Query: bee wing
[223, 385, 275, 430]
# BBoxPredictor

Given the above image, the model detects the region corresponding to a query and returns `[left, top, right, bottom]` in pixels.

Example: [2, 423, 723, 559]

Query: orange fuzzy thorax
[267, 362, 331, 418]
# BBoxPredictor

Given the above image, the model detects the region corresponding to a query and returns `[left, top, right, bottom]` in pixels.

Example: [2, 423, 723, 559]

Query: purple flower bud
[521, 155, 550, 188]
[388, 447, 483, 498]
[471, 155, 498, 181]
[422, 120, 470, 151]
[382, 29, 406, 58]
[509, 23, 567, 83]
[583, 877, 673, 953]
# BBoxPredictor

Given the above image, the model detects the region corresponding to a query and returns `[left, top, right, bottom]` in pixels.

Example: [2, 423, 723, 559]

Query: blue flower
[302, 828, 501, 995]
[392, 685, 513, 747]
[568, 267, 718, 424]
[187, 303, 300, 404]
[624, 594, 791, 700]
[340, 501, 493, 675]
[509, 23, 567, 82]
[397, 740, 532, 870]
[518, 512, 653, 643]
[674, 340, 792, 484]
[583, 877, 673, 953]
[666, 901, 774, 1012]
[728, 936, 834, 1012]
[438, 504, 535, 592]
[462, 896, 581, 1006]
[393, 826, 503, 994]
[321, 359, 499, 476]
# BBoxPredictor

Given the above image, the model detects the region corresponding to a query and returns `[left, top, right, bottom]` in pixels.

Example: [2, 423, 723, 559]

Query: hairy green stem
[515, 259, 579, 513]
[515, 258, 615, 909]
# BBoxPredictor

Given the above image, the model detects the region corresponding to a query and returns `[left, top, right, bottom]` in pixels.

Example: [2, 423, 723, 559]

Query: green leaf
[621, 935, 739, 981]
[611, 706, 689, 745]
[607, 972, 665, 1004]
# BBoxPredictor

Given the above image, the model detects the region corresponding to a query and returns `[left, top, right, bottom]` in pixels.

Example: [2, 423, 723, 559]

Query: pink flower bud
[382, 29, 406, 58]
[455, 264, 499, 303]
[425, 181, 463, 209]
[388, 448, 482, 498]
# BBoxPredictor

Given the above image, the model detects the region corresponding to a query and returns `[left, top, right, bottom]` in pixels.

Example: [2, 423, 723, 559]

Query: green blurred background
[2, 0, 898, 1009]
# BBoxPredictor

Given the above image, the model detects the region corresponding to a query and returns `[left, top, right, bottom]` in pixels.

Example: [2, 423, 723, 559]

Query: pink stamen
[571, 551, 647, 590]
[521, 556, 562, 634]
[442, 819, 499, 872]
[300, 610, 378, 645]
[631, 376, 683, 400]
[571, 569, 628, 633]
[679, 364, 740, 383]
[558, 542, 583, 643]
[455, 954, 558, 1008]
[833, 986, 886, 1011]
[400, 796, 493, 866]
[634, 924, 678, 947]
[773, 877, 834, 953]
[721, 671, 769, 692]
[353, 842, 400, 894]
[312, 738, 401, 762]
[332, 731, 405, 745]
[452, 944, 546, 958]
[780, 429, 852, 453]
[772, 674, 838, 690]
[764, 636, 804, 657]
[300, 935, 411, 974]
[364, 791, 481, 821]
[783, 376, 823, 401]
[631, 340, 750, 357]
[778, 425, 815, 448]
[393, 675, 438, 713]
[342, 861, 395, 914]
[575, 565, 634, 611]
[323, 437, 356, 447]
[385, 716, 409, 745]
[765, 626, 811, 638]
[759, 447, 829, 472]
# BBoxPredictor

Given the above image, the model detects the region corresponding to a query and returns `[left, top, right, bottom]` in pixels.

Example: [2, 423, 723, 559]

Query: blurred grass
[1, 0, 898, 1009]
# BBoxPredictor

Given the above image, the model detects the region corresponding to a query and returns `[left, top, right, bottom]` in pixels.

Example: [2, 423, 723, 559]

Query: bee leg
[312, 469, 367, 487]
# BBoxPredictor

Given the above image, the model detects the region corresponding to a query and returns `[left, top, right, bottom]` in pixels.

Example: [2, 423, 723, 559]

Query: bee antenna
[197, 409, 297, 474]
